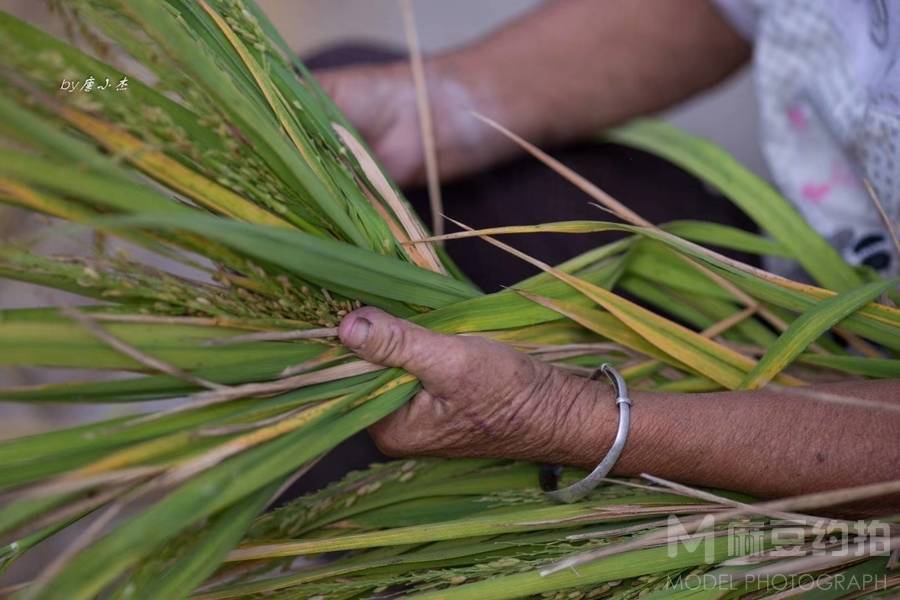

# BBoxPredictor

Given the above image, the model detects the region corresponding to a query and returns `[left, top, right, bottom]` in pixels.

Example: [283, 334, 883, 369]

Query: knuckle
[450, 336, 495, 374]
[370, 321, 408, 365]
[352, 306, 385, 322]
[372, 429, 412, 458]
[440, 347, 472, 381]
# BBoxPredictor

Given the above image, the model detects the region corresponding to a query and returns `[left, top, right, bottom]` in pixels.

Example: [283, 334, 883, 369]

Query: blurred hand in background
[314, 0, 748, 189]
[316, 59, 507, 187]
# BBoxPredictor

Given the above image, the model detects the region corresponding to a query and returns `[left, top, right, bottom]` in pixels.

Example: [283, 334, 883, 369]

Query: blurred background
[0, 0, 766, 439]
[263, 0, 766, 177]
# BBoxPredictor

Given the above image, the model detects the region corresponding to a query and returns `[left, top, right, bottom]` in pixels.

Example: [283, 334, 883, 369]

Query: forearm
[339, 308, 898, 511]
[436, 0, 750, 148]
[554, 377, 900, 506]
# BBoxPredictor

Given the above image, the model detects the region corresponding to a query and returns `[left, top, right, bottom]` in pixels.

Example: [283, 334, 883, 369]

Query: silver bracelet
[540, 363, 632, 504]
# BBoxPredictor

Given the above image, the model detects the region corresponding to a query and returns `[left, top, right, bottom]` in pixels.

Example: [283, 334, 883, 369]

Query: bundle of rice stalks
[202, 459, 900, 600]
[0, 2, 897, 599]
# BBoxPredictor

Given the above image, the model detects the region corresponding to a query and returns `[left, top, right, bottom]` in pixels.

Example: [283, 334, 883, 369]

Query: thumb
[338, 307, 446, 377]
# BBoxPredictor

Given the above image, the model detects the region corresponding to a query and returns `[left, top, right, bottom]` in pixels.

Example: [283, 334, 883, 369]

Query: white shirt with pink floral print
[714, 0, 898, 277]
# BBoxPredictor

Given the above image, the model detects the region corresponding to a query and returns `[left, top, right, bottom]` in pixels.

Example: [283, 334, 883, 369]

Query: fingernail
[344, 317, 372, 348]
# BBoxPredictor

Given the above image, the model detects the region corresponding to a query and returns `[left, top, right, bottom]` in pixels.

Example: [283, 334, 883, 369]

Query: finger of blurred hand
[315, 59, 506, 188]
[316, 67, 393, 140]
[314, 65, 423, 186]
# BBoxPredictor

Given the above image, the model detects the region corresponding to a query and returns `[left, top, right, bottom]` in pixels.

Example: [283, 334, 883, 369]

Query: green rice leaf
[102, 214, 479, 310]
[662, 220, 793, 258]
[606, 119, 863, 291]
[796, 354, 900, 378]
[115, 484, 277, 600]
[740, 278, 899, 388]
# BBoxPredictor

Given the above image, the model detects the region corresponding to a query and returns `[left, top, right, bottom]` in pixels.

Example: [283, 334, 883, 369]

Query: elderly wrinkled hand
[337, 307, 596, 463]
[337, 308, 900, 508]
